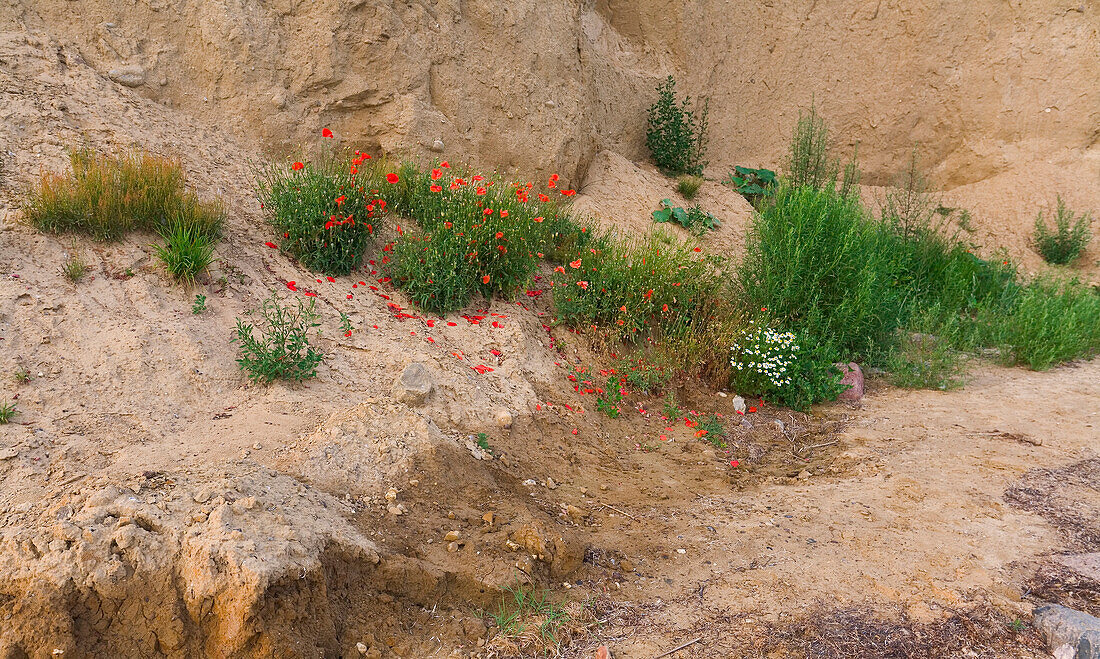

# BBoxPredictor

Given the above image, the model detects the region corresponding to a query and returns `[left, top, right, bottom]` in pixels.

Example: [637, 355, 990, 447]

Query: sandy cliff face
[4, 0, 1096, 187]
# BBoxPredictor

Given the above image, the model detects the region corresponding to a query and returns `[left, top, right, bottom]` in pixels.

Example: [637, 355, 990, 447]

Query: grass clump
[386, 163, 583, 313]
[233, 291, 324, 383]
[1032, 196, 1092, 265]
[646, 76, 709, 176]
[255, 152, 383, 275]
[24, 148, 223, 241]
[677, 175, 704, 199]
[0, 402, 16, 424]
[13, 368, 31, 384]
[154, 220, 216, 283]
[652, 199, 720, 236]
[61, 249, 88, 283]
[985, 278, 1100, 370]
[486, 587, 572, 653]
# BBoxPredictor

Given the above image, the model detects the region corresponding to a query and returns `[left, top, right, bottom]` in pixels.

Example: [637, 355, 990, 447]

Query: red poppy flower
[730, 460, 740, 467]
[335, 195, 346, 207]
[500, 210, 508, 218]
[476, 187, 487, 196]
[346, 294, 353, 299]
[472, 175, 484, 182]
[440, 161, 450, 168]
[554, 266, 565, 274]
[431, 169, 442, 180]
[430, 184, 442, 193]
[561, 189, 576, 196]
[550, 174, 559, 182]
[569, 259, 582, 269]
[748, 406, 757, 413]
[386, 173, 399, 184]
[349, 166, 358, 175]
[484, 208, 493, 215]
[548, 180, 556, 189]
[482, 275, 491, 284]
[537, 194, 549, 202]
[304, 291, 317, 297]
[264, 241, 278, 249]
[444, 221, 453, 228]
[693, 247, 702, 252]
[533, 216, 544, 223]
[662, 304, 669, 312]
[322, 128, 333, 138]
[286, 281, 297, 291]
[292, 162, 304, 171]
[577, 281, 589, 290]
[495, 231, 504, 239]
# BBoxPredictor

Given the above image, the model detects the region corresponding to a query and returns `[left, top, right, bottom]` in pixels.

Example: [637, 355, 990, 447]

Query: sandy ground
[0, 23, 1097, 659]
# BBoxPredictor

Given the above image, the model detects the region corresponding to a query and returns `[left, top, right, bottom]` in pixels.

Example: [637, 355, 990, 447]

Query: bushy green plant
[652, 199, 720, 235]
[24, 148, 223, 241]
[614, 354, 673, 394]
[697, 414, 727, 448]
[677, 175, 704, 200]
[596, 377, 625, 418]
[192, 294, 207, 315]
[387, 163, 583, 313]
[233, 292, 324, 383]
[738, 184, 901, 362]
[886, 309, 967, 390]
[786, 104, 839, 190]
[0, 402, 16, 424]
[1032, 196, 1092, 265]
[154, 220, 216, 283]
[989, 278, 1100, 370]
[728, 321, 846, 411]
[723, 166, 777, 207]
[254, 152, 383, 274]
[646, 76, 709, 176]
[552, 228, 724, 341]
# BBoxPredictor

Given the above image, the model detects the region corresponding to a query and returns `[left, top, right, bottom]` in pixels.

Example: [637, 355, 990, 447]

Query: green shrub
[886, 308, 968, 390]
[677, 175, 704, 200]
[596, 377, 624, 418]
[652, 199, 720, 236]
[990, 278, 1100, 370]
[1032, 196, 1092, 265]
[697, 415, 727, 448]
[233, 292, 324, 383]
[614, 354, 673, 394]
[723, 166, 777, 207]
[728, 321, 846, 411]
[387, 163, 583, 313]
[646, 76, 709, 176]
[738, 184, 901, 362]
[192, 294, 207, 315]
[254, 152, 383, 274]
[785, 104, 838, 190]
[24, 148, 223, 241]
[154, 220, 216, 283]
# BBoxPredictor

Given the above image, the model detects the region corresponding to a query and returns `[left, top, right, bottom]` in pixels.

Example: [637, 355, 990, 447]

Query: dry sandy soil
[0, 3, 1098, 658]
